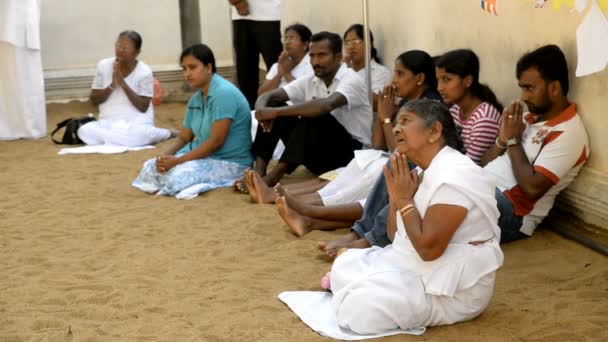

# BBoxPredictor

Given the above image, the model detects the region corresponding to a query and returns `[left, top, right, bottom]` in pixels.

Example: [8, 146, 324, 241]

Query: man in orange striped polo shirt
[481, 45, 590, 243]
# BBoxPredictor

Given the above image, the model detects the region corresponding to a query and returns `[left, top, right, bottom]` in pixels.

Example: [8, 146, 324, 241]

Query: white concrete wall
[40, 0, 182, 71]
[40, 1, 236, 101]
[36, 0, 608, 227]
[40, 1, 235, 72]
[284, 0, 608, 228]
[199, 1, 234, 67]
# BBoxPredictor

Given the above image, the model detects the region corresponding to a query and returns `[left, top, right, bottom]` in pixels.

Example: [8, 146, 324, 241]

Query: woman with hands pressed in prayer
[257, 23, 313, 95]
[78, 30, 173, 147]
[318, 99, 503, 334]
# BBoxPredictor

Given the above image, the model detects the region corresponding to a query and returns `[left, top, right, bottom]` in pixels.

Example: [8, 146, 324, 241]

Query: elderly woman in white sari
[318, 99, 503, 334]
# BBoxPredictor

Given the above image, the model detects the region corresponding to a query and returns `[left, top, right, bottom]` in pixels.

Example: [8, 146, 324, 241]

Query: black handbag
[51, 116, 96, 145]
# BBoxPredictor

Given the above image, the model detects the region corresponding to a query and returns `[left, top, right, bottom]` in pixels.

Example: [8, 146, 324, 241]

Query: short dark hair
[180, 43, 217, 73]
[310, 31, 342, 55]
[516, 44, 569, 96]
[285, 23, 312, 44]
[118, 30, 142, 51]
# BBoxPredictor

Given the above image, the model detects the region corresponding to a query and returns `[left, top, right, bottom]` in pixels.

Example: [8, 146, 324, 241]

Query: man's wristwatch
[506, 138, 519, 148]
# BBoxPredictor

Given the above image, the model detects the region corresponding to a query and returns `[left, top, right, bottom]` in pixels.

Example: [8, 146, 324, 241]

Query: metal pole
[362, 0, 373, 106]
[552, 225, 608, 256]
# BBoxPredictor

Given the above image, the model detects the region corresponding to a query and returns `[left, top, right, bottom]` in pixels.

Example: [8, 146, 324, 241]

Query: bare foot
[251, 171, 277, 204]
[276, 185, 308, 214]
[244, 170, 258, 203]
[319, 232, 369, 258]
[277, 196, 312, 237]
[274, 183, 286, 198]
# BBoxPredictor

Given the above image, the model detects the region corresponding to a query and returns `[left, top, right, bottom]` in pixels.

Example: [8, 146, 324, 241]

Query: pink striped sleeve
[465, 103, 500, 164]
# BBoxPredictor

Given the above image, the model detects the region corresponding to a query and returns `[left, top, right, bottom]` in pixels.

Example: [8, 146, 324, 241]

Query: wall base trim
[44, 65, 236, 102]
[554, 167, 608, 230]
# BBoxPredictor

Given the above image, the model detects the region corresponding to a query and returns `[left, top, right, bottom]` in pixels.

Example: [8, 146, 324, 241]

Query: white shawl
[392, 146, 504, 296]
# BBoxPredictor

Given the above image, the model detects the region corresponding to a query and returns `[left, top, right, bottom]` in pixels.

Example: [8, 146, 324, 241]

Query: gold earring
[417, 82, 422, 86]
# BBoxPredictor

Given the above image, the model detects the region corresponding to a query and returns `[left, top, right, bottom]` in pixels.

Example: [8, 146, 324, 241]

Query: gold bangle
[400, 207, 417, 217]
[399, 203, 415, 215]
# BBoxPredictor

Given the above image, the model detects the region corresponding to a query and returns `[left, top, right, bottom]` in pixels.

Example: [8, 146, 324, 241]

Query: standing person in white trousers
[0, 0, 47, 140]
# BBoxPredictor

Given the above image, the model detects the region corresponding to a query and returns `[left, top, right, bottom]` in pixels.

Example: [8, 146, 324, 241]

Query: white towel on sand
[58, 145, 155, 155]
[278, 291, 425, 340]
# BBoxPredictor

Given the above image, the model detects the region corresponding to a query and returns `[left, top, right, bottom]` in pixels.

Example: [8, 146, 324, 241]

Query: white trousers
[78, 118, 170, 147]
[0, 41, 46, 140]
[331, 247, 496, 334]
[317, 153, 389, 207]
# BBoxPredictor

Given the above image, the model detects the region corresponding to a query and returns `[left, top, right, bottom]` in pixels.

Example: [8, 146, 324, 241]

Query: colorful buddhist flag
[481, 0, 498, 15]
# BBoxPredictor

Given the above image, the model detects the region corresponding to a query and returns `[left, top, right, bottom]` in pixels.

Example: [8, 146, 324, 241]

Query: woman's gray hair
[118, 30, 142, 51]
[400, 99, 465, 153]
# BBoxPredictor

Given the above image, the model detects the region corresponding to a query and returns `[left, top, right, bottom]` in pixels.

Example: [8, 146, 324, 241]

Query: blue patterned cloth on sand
[132, 155, 247, 198]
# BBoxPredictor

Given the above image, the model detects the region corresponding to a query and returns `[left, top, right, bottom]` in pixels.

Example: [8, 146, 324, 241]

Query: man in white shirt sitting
[481, 45, 590, 243]
[251, 31, 372, 187]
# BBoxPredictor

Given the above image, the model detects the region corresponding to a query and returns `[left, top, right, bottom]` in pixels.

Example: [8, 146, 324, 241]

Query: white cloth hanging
[0, 0, 47, 140]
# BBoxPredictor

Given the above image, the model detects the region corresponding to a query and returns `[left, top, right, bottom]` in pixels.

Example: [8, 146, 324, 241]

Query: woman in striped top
[435, 49, 503, 164]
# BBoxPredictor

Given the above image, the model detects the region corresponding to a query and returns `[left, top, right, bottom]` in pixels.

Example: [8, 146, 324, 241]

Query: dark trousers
[232, 19, 282, 109]
[252, 114, 362, 175]
[351, 160, 416, 247]
[495, 188, 528, 243]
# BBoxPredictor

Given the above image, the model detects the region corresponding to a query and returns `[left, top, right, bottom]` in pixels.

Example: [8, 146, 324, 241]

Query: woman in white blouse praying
[257, 23, 313, 95]
[78, 30, 172, 147]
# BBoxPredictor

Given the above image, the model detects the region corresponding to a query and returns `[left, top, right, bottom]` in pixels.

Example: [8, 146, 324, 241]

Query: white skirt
[317, 149, 389, 206]
[77, 117, 170, 147]
[330, 246, 496, 334]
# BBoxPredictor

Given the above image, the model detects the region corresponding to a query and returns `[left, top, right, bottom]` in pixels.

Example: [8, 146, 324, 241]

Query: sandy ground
[0, 101, 607, 342]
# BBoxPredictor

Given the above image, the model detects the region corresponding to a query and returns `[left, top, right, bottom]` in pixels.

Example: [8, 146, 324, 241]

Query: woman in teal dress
[132, 44, 253, 197]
